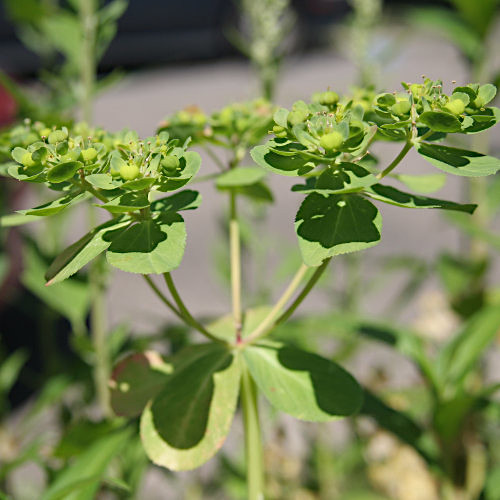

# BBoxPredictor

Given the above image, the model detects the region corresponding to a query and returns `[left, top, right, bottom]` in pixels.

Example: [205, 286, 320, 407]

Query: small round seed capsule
[120, 162, 140, 180]
[81, 147, 98, 163]
[21, 152, 36, 167]
[320, 131, 344, 151]
[319, 91, 339, 106]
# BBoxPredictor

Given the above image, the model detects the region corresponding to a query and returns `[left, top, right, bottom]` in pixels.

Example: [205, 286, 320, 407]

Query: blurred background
[1, 1, 500, 499]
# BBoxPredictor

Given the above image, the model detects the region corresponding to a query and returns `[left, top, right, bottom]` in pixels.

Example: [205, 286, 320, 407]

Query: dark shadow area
[276, 344, 361, 416]
[150, 345, 232, 449]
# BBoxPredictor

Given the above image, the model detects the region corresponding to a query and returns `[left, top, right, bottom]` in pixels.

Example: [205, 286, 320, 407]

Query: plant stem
[89, 258, 111, 416]
[202, 145, 227, 171]
[276, 258, 331, 325]
[163, 273, 223, 343]
[245, 264, 309, 342]
[143, 274, 183, 319]
[240, 367, 265, 500]
[230, 190, 243, 341]
[79, 0, 96, 124]
[376, 141, 413, 180]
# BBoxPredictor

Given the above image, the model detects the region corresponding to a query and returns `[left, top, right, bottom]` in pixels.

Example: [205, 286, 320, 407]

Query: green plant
[1, 76, 500, 499]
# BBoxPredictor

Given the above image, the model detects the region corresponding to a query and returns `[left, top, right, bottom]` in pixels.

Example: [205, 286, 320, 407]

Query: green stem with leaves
[240, 366, 265, 500]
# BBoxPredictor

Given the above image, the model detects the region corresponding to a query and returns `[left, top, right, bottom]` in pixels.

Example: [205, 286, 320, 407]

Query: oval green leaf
[110, 351, 172, 417]
[295, 193, 382, 267]
[416, 142, 500, 177]
[244, 342, 363, 421]
[140, 343, 241, 470]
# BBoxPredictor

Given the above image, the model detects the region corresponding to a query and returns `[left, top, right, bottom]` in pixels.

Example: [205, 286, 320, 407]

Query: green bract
[251, 81, 500, 267]
[4, 122, 202, 277]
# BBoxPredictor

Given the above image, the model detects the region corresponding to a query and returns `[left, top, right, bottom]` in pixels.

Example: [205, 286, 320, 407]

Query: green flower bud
[21, 152, 36, 168]
[120, 162, 140, 180]
[319, 91, 339, 106]
[391, 100, 411, 116]
[272, 125, 287, 138]
[81, 147, 98, 163]
[48, 129, 68, 144]
[444, 99, 465, 115]
[320, 131, 344, 151]
[39, 127, 52, 138]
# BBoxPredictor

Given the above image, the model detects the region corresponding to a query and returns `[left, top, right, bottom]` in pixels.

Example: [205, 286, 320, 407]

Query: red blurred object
[0, 81, 17, 127]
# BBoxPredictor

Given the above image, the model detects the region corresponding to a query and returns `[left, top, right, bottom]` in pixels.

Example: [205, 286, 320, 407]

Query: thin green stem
[143, 275, 184, 320]
[376, 141, 413, 180]
[240, 367, 265, 500]
[191, 172, 221, 184]
[202, 145, 227, 171]
[79, 0, 96, 123]
[230, 190, 243, 341]
[88, 206, 110, 417]
[90, 262, 110, 416]
[276, 258, 331, 326]
[244, 263, 310, 344]
[163, 273, 223, 343]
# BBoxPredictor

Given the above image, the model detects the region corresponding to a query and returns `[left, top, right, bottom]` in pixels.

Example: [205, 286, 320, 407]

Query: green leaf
[0, 350, 28, 396]
[295, 193, 382, 267]
[418, 111, 462, 132]
[238, 181, 274, 203]
[22, 245, 90, 328]
[41, 429, 132, 500]
[105, 213, 186, 274]
[99, 192, 150, 214]
[476, 83, 497, 105]
[251, 144, 316, 177]
[0, 213, 39, 227]
[394, 173, 446, 193]
[462, 107, 500, 133]
[151, 190, 202, 213]
[40, 13, 82, 65]
[110, 351, 172, 417]
[47, 161, 82, 183]
[244, 342, 362, 421]
[7, 163, 45, 182]
[215, 166, 266, 188]
[292, 163, 377, 194]
[17, 192, 91, 217]
[85, 173, 120, 190]
[140, 343, 241, 470]
[437, 306, 500, 388]
[45, 218, 131, 285]
[359, 390, 433, 462]
[365, 184, 476, 213]
[273, 108, 289, 127]
[416, 142, 500, 177]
